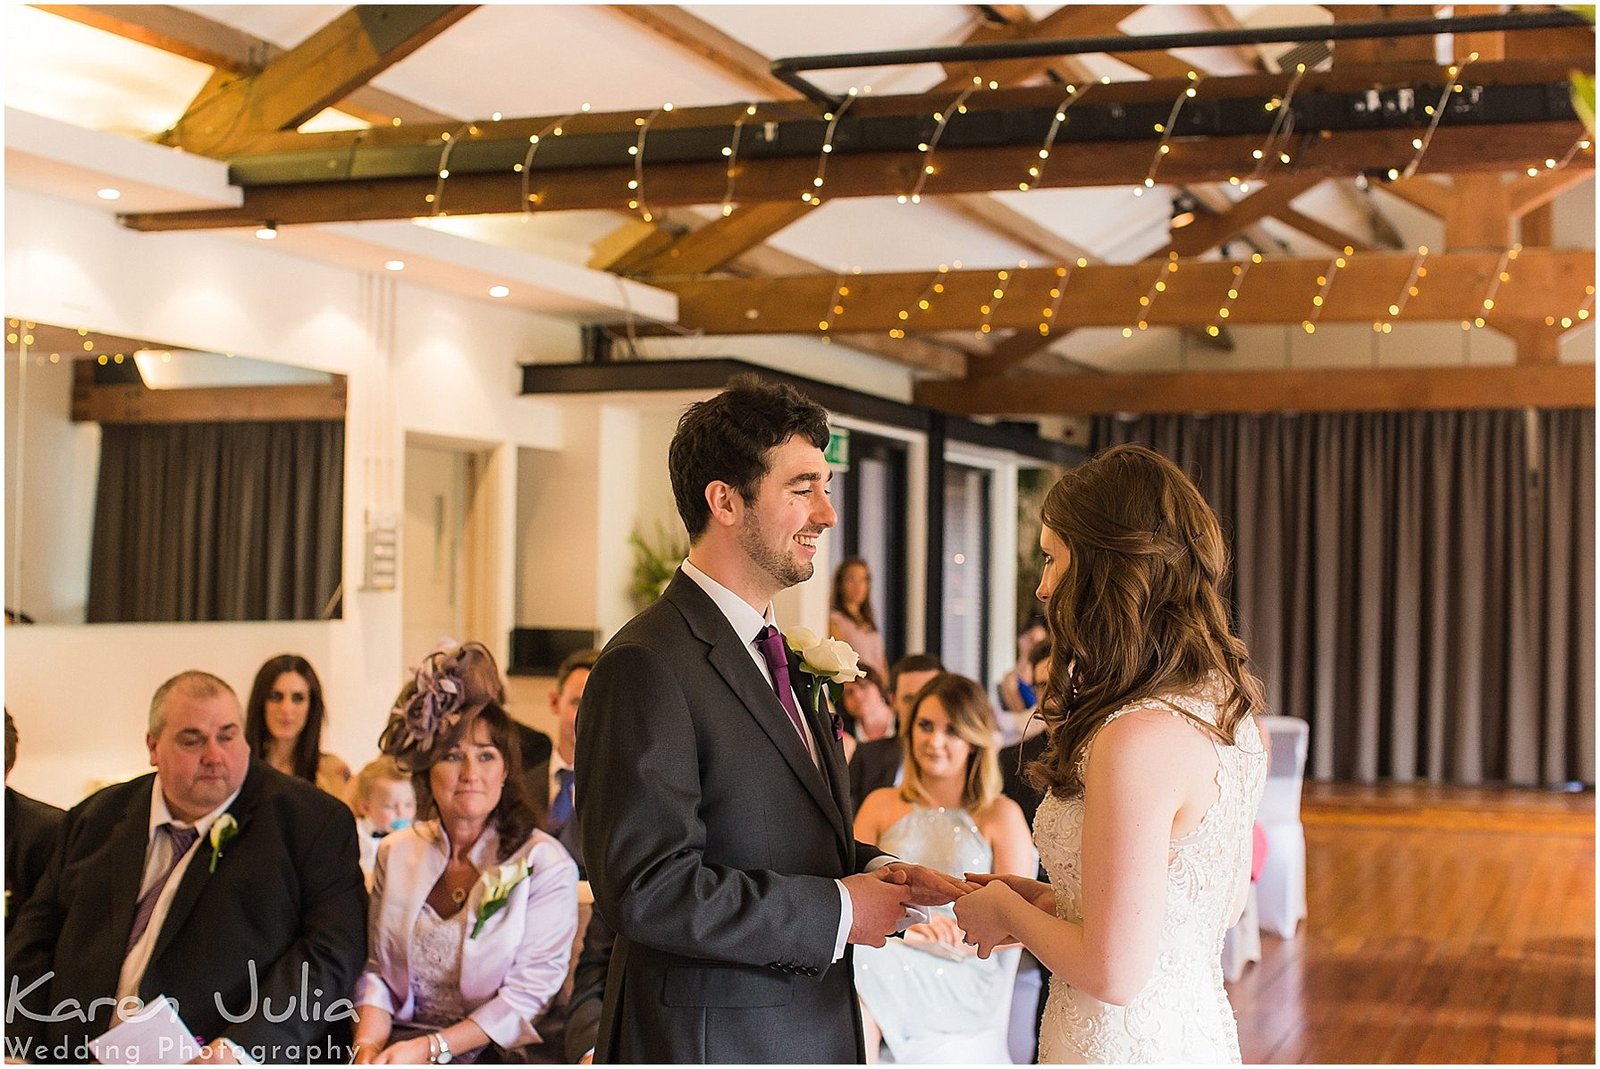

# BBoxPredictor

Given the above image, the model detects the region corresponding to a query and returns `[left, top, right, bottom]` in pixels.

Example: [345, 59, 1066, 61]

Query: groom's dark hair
[670, 374, 830, 541]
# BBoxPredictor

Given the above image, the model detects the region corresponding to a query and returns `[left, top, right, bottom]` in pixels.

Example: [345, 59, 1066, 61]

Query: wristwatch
[428, 1032, 453, 1064]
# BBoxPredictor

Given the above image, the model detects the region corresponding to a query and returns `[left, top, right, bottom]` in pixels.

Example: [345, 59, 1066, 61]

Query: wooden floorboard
[1227, 783, 1595, 1064]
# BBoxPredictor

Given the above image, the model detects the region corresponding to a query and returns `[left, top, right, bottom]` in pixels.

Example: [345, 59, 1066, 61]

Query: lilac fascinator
[379, 641, 503, 771]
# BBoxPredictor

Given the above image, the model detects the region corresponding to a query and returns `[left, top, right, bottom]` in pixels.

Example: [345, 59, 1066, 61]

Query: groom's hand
[882, 862, 978, 906]
[842, 869, 914, 947]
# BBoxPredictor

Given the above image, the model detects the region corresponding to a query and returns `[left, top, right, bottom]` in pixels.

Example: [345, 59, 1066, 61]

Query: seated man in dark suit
[543, 649, 598, 875]
[6, 670, 367, 1064]
[4, 710, 65, 936]
[848, 653, 943, 811]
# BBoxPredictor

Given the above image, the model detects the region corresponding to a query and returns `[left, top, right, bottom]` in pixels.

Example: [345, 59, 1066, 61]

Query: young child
[347, 756, 416, 887]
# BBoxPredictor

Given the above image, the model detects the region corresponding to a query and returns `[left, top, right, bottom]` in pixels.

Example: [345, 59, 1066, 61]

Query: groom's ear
[704, 480, 742, 529]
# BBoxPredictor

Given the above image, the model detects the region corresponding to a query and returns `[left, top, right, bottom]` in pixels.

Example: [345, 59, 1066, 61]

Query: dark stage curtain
[1095, 409, 1593, 788]
[88, 421, 343, 623]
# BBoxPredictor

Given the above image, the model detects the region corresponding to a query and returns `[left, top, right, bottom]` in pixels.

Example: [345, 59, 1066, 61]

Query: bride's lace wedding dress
[1034, 680, 1267, 1063]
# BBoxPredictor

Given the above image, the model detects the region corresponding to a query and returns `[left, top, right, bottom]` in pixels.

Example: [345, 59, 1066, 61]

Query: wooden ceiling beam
[605, 5, 796, 99]
[935, 5, 1141, 91]
[1273, 206, 1380, 253]
[913, 362, 1594, 415]
[224, 58, 1581, 156]
[1333, 6, 1440, 67]
[71, 363, 348, 424]
[655, 249, 1593, 334]
[1507, 166, 1595, 218]
[1162, 176, 1322, 257]
[126, 119, 1588, 232]
[35, 4, 457, 126]
[612, 202, 812, 277]
[161, 5, 476, 156]
[1381, 175, 1455, 216]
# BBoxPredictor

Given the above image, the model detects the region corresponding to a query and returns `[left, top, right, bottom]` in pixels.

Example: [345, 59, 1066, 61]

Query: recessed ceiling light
[488, 285, 510, 298]
[255, 223, 278, 240]
[96, 187, 121, 201]
[385, 260, 405, 271]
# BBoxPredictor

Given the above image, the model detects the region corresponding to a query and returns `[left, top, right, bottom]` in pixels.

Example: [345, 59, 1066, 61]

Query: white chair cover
[1255, 716, 1309, 938]
[1221, 882, 1262, 982]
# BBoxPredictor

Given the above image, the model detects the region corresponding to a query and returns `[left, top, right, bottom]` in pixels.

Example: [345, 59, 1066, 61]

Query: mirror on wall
[4, 319, 347, 624]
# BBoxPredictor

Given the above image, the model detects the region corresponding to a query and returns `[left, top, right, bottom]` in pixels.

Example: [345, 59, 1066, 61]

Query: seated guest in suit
[543, 649, 598, 874]
[848, 653, 943, 810]
[348, 757, 417, 888]
[4, 710, 66, 936]
[245, 653, 353, 796]
[7, 671, 367, 1064]
[839, 664, 894, 764]
[354, 642, 579, 1065]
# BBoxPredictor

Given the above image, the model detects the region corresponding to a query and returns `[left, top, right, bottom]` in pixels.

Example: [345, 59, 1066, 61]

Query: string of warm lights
[904, 80, 985, 205]
[890, 265, 955, 339]
[976, 264, 1022, 337]
[426, 123, 474, 215]
[819, 270, 858, 341]
[1019, 86, 1086, 193]
[1136, 70, 1202, 197]
[1545, 284, 1595, 329]
[1204, 253, 1262, 338]
[1375, 246, 1429, 333]
[1400, 54, 1476, 181]
[1462, 244, 1520, 331]
[1037, 261, 1083, 337]
[1131, 251, 1183, 334]
[720, 104, 761, 217]
[519, 106, 588, 213]
[1301, 249, 1353, 334]
[628, 104, 674, 223]
[1242, 63, 1308, 191]
[1526, 133, 1594, 177]
[805, 90, 858, 207]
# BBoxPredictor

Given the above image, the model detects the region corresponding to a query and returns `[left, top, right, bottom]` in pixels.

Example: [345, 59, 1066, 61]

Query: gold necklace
[450, 886, 467, 905]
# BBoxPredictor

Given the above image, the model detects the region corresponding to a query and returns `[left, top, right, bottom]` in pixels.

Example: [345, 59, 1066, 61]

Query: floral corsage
[784, 627, 864, 738]
[209, 814, 238, 873]
[471, 858, 533, 939]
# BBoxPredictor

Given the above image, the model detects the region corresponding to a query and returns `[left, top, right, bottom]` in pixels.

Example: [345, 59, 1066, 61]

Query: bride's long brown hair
[1028, 444, 1263, 797]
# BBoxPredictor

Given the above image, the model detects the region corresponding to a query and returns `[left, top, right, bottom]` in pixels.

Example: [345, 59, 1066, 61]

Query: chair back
[1257, 715, 1309, 823]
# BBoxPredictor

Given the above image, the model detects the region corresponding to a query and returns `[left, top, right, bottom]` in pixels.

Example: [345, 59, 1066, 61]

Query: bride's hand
[965, 871, 1055, 914]
[952, 881, 1020, 958]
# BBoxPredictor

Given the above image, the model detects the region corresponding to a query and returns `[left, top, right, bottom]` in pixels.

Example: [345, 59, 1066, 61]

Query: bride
[954, 444, 1268, 1064]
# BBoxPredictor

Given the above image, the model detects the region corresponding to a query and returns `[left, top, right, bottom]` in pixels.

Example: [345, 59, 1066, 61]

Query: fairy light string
[627, 103, 674, 223]
[1301, 248, 1353, 334]
[1242, 63, 1309, 191]
[1375, 246, 1429, 334]
[1020, 85, 1087, 192]
[977, 263, 1022, 337]
[1038, 260, 1082, 336]
[1136, 70, 1202, 197]
[519, 106, 588, 214]
[1131, 252, 1183, 334]
[1463, 244, 1520, 330]
[890, 265, 952, 339]
[1401, 54, 1476, 181]
[805, 90, 857, 207]
[1206, 253, 1261, 338]
[720, 104, 760, 217]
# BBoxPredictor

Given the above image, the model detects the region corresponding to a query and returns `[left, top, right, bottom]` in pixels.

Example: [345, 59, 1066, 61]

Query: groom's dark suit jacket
[577, 570, 884, 1063]
[5, 759, 367, 1064]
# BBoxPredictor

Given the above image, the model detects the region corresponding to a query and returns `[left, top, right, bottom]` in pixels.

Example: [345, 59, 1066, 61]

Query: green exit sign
[825, 428, 850, 469]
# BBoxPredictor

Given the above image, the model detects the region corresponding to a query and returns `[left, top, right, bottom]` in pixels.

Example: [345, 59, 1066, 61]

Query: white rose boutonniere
[209, 814, 238, 873]
[471, 858, 533, 939]
[784, 627, 864, 738]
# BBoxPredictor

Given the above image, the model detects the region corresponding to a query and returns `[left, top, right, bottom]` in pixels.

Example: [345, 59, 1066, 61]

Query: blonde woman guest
[353, 643, 578, 1065]
[245, 654, 352, 795]
[955, 444, 1269, 1063]
[829, 556, 888, 681]
[853, 673, 1035, 1062]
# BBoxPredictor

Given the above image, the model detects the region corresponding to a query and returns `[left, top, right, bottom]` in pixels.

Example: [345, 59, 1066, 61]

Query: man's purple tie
[755, 625, 810, 745]
[127, 822, 199, 951]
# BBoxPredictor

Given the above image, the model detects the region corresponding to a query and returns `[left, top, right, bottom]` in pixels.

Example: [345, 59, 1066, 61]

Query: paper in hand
[87, 995, 203, 1065]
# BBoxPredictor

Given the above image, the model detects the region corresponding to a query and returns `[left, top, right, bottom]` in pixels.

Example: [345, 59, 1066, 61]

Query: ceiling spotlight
[1170, 192, 1200, 230]
[384, 260, 405, 272]
[255, 222, 278, 240]
[96, 188, 121, 201]
[488, 285, 510, 298]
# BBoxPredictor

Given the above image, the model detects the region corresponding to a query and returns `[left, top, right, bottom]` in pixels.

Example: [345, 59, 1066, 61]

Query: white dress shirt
[117, 777, 244, 1002]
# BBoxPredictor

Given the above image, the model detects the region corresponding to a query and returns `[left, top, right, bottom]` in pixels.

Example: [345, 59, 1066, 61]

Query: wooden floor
[1227, 783, 1595, 1064]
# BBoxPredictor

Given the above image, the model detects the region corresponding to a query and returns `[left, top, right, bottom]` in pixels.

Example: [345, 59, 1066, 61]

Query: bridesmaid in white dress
[954, 444, 1269, 1064]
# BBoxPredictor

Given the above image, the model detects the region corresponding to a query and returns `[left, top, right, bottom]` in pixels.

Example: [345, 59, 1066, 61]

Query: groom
[577, 376, 967, 1063]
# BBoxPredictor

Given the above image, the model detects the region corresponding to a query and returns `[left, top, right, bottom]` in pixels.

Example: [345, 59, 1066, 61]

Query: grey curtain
[1095, 409, 1593, 788]
[88, 421, 344, 622]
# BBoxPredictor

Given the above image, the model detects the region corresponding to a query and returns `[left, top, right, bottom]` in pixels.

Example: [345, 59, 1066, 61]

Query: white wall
[4, 187, 578, 807]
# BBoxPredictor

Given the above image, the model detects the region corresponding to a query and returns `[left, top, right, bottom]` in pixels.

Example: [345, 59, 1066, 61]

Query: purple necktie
[127, 822, 199, 951]
[755, 625, 810, 746]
